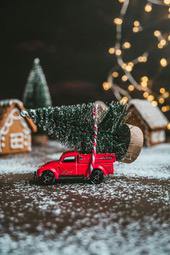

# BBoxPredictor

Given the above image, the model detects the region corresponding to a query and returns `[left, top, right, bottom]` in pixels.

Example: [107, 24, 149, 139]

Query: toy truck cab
[36, 151, 116, 184]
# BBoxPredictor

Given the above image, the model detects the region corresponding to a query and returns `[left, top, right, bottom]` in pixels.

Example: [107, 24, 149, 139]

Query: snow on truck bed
[0, 141, 170, 180]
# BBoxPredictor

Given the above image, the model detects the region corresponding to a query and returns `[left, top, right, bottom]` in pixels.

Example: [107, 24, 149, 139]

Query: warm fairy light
[141, 81, 148, 88]
[164, 0, 170, 5]
[133, 27, 140, 33]
[120, 96, 128, 104]
[160, 39, 167, 47]
[123, 41, 131, 49]
[141, 76, 149, 88]
[108, 47, 115, 54]
[122, 63, 127, 69]
[159, 97, 165, 104]
[141, 76, 149, 82]
[163, 91, 170, 98]
[138, 55, 147, 62]
[128, 62, 134, 67]
[160, 58, 168, 67]
[160, 87, 166, 94]
[114, 17, 123, 25]
[108, 0, 170, 111]
[121, 75, 128, 81]
[102, 82, 111, 91]
[161, 106, 170, 112]
[133, 20, 140, 27]
[167, 123, 170, 130]
[158, 43, 164, 49]
[128, 84, 135, 91]
[143, 92, 149, 98]
[115, 49, 122, 56]
[112, 71, 119, 78]
[125, 64, 133, 72]
[147, 95, 154, 101]
[151, 101, 158, 107]
[133, 20, 141, 33]
[144, 3, 152, 13]
[154, 30, 161, 37]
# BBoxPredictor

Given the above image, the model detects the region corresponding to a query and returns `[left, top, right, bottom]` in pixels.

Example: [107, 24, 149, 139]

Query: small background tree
[23, 58, 52, 109]
[23, 58, 52, 144]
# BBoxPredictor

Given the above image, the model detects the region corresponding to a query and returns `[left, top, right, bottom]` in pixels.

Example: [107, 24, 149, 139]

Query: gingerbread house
[127, 99, 168, 146]
[0, 99, 37, 155]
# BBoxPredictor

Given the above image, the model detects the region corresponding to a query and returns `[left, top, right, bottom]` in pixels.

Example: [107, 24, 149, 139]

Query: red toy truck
[36, 151, 116, 184]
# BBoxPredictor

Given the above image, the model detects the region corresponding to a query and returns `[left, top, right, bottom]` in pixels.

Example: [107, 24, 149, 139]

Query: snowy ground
[0, 141, 170, 180]
[0, 142, 170, 255]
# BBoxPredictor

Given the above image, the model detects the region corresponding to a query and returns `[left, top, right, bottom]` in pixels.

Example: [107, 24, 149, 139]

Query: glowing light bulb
[167, 123, 170, 130]
[102, 82, 111, 91]
[128, 62, 134, 67]
[164, 0, 170, 5]
[143, 92, 149, 98]
[160, 88, 166, 94]
[151, 101, 158, 107]
[160, 39, 166, 47]
[128, 84, 135, 91]
[122, 75, 128, 81]
[160, 58, 168, 67]
[159, 97, 165, 104]
[120, 96, 128, 104]
[154, 30, 161, 37]
[123, 41, 131, 49]
[115, 49, 122, 56]
[161, 106, 169, 112]
[158, 43, 163, 49]
[147, 95, 154, 101]
[133, 27, 140, 33]
[144, 3, 152, 13]
[138, 56, 147, 63]
[133, 20, 140, 27]
[141, 76, 149, 82]
[108, 48, 115, 54]
[118, 0, 125, 3]
[112, 71, 119, 78]
[126, 65, 133, 72]
[114, 17, 123, 25]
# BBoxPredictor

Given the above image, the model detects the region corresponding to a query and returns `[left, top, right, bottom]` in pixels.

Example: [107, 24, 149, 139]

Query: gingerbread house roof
[0, 99, 37, 132]
[128, 99, 168, 130]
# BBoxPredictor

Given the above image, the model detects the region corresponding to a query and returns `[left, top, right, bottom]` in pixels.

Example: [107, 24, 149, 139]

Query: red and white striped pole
[90, 103, 98, 173]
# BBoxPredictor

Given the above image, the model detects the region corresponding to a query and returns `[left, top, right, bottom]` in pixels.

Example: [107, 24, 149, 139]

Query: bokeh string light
[103, 0, 170, 119]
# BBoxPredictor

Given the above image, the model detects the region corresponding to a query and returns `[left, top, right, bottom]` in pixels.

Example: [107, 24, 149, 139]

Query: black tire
[40, 170, 55, 185]
[90, 169, 104, 184]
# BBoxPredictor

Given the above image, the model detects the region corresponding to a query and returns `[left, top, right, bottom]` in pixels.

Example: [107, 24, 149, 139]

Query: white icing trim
[0, 108, 32, 152]
[10, 132, 24, 149]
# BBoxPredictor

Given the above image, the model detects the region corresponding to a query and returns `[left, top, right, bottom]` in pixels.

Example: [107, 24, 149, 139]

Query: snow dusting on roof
[0, 99, 23, 108]
[129, 99, 168, 129]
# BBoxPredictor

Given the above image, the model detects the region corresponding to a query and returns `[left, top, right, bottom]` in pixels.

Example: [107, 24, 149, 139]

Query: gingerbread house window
[10, 133, 24, 149]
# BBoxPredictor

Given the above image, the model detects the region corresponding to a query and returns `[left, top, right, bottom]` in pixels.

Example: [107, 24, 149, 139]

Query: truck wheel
[40, 170, 55, 185]
[90, 169, 104, 184]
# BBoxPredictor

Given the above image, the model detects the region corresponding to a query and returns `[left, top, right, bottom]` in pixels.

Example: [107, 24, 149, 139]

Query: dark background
[0, 0, 170, 117]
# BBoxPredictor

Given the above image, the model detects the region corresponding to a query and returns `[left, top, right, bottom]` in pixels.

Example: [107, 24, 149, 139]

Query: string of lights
[103, 0, 170, 121]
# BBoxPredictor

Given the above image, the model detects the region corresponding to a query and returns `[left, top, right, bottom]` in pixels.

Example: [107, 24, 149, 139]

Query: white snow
[0, 142, 169, 180]
[115, 143, 170, 180]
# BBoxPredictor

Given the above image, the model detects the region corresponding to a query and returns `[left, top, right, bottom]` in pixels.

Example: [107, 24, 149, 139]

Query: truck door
[60, 155, 77, 176]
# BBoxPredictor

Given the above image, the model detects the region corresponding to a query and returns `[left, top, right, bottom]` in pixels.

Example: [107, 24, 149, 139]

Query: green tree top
[23, 58, 52, 109]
